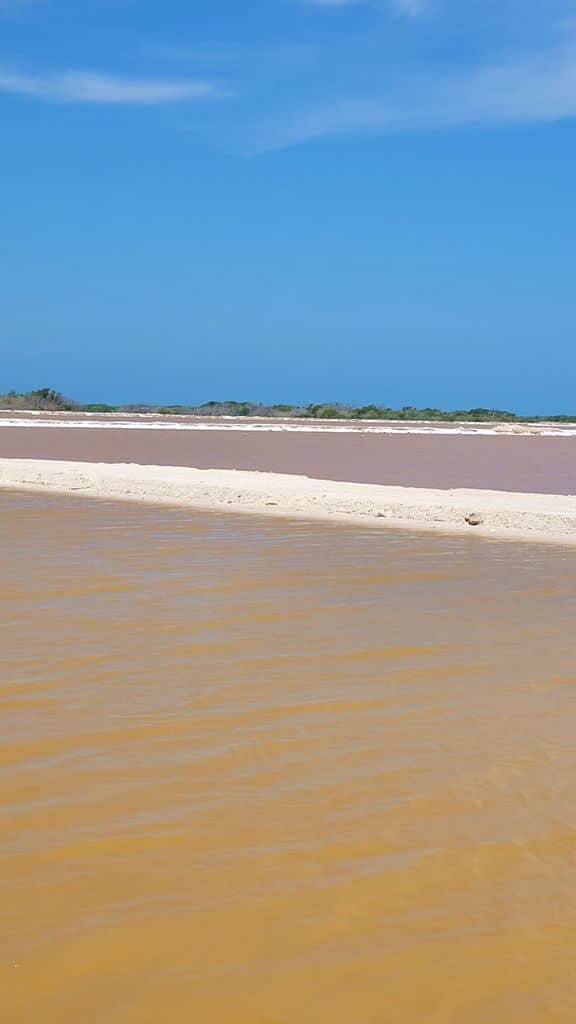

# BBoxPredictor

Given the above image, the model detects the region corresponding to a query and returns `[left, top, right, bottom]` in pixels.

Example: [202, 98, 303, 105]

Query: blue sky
[1, 0, 575, 410]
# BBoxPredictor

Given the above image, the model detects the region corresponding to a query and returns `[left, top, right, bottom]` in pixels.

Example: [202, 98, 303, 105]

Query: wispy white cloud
[0, 69, 226, 103]
[254, 38, 576, 149]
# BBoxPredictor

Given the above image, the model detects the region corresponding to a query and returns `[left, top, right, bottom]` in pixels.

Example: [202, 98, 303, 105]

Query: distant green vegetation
[0, 388, 77, 412]
[1, 388, 575, 423]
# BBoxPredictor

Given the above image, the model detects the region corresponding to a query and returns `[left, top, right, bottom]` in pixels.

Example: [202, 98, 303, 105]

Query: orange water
[2, 492, 576, 1022]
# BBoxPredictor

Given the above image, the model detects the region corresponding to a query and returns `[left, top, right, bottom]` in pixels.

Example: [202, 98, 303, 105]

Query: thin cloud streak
[0, 69, 226, 103]
[254, 42, 576, 150]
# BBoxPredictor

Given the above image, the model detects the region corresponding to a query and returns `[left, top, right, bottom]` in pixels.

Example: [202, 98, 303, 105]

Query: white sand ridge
[2, 458, 576, 546]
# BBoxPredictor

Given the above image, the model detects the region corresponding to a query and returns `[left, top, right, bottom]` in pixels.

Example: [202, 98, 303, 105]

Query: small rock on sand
[465, 512, 483, 527]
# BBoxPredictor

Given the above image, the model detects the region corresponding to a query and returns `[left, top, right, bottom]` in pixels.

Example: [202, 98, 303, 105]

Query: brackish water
[2, 492, 576, 1022]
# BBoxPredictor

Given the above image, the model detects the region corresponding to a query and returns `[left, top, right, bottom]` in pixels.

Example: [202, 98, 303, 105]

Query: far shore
[2, 408, 576, 435]
[2, 458, 576, 547]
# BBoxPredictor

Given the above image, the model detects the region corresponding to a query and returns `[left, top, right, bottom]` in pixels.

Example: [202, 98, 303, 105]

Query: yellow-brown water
[2, 492, 576, 1023]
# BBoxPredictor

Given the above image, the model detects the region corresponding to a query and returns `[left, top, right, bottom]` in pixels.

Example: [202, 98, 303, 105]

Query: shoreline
[3, 458, 576, 547]
[2, 411, 576, 436]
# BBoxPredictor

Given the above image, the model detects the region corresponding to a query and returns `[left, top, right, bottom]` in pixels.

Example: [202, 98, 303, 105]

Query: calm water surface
[2, 492, 576, 1023]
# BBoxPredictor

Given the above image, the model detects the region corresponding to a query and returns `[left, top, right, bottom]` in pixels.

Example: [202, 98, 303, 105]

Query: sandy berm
[2, 458, 576, 546]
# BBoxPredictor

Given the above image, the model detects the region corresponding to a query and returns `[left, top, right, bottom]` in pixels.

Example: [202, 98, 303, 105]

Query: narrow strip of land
[2, 459, 576, 546]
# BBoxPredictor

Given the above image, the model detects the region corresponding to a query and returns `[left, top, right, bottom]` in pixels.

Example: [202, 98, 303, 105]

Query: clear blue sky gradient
[1, 0, 575, 411]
